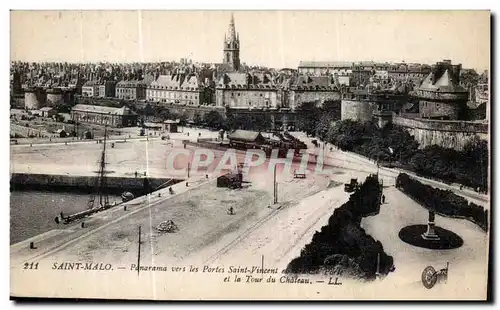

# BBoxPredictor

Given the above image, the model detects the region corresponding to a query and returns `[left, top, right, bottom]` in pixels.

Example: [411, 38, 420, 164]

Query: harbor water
[10, 191, 121, 244]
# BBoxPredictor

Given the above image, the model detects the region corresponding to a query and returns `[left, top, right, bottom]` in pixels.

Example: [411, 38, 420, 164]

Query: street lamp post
[273, 165, 278, 205]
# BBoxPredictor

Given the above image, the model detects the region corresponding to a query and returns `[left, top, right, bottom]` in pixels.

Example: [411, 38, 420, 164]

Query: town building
[351, 61, 375, 87]
[284, 75, 341, 110]
[387, 63, 431, 86]
[82, 80, 99, 97]
[98, 80, 117, 98]
[475, 83, 489, 106]
[297, 61, 352, 86]
[116, 79, 149, 100]
[40, 107, 57, 118]
[163, 120, 179, 133]
[146, 73, 213, 105]
[71, 104, 138, 127]
[406, 63, 432, 86]
[215, 72, 281, 109]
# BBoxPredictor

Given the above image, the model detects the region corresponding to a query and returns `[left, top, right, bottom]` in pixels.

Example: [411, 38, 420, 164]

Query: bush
[396, 173, 488, 231]
[286, 174, 394, 280]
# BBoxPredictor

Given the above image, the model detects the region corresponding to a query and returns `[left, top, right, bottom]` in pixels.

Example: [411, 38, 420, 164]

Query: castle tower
[414, 60, 468, 120]
[223, 13, 240, 72]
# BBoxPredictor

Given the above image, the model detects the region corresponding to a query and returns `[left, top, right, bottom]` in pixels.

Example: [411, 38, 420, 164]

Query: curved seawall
[10, 173, 182, 195]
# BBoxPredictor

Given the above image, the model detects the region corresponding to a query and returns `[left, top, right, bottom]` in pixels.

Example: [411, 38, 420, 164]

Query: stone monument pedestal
[421, 211, 440, 241]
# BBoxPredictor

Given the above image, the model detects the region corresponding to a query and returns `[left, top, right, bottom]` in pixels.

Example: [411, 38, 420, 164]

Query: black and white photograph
[8, 9, 491, 300]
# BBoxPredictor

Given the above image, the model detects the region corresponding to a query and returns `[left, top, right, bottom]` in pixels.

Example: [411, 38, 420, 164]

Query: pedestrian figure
[135, 171, 138, 178]
[382, 195, 386, 204]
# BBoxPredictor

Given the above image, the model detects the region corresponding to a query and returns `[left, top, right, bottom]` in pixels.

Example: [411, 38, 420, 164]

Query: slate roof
[116, 79, 150, 88]
[227, 130, 264, 142]
[150, 75, 182, 89]
[299, 61, 353, 68]
[419, 69, 467, 93]
[83, 80, 99, 87]
[72, 104, 137, 116]
[217, 72, 275, 88]
[289, 75, 338, 91]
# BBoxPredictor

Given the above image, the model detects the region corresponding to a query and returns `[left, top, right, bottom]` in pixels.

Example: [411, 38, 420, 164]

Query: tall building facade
[223, 14, 240, 72]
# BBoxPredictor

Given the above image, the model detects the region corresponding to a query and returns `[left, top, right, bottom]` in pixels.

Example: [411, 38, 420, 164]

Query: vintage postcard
[9, 10, 491, 300]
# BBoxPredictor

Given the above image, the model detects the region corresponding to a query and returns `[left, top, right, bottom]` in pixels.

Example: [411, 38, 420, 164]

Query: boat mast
[98, 125, 109, 207]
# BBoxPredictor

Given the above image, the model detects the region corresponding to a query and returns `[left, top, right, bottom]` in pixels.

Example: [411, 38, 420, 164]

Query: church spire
[222, 12, 240, 72]
[227, 13, 237, 42]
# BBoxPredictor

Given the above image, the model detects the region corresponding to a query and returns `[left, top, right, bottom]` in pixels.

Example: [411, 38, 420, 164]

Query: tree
[252, 113, 272, 132]
[52, 101, 75, 114]
[203, 110, 225, 129]
[178, 113, 188, 126]
[156, 108, 172, 121]
[193, 113, 202, 125]
[296, 101, 320, 136]
[460, 69, 480, 88]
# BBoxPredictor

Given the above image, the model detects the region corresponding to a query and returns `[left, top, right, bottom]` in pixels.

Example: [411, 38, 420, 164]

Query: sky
[10, 10, 491, 71]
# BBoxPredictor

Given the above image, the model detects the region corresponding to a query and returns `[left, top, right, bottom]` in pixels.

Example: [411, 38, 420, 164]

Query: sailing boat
[87, 125, 112, 210]
[55, 125, 116, 225]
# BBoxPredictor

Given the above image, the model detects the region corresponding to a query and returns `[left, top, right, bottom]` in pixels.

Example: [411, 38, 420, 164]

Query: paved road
[292, 132, 489, 205]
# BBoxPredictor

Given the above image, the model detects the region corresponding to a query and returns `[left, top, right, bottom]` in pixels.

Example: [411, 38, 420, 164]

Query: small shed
[40, 107, 56, 118]
[163, 120, 179, 133]
[217, 173, 243, 189]
[56, 128, 67, 138]
[29, 109, 42, 117]
[83, 130, 93, 139]
[227, 130, 266, 145]
[143, 122, 163, 131]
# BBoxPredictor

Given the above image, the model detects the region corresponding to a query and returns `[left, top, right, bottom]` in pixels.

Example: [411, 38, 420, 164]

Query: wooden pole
[137, 225, 141, 276]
